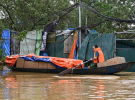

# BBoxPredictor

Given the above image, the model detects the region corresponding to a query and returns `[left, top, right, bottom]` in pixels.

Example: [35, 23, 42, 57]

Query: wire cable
[79, 3, 135, 23]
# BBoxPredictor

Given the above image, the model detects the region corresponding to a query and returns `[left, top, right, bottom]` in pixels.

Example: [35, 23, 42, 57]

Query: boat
[5, 62, 135, 75]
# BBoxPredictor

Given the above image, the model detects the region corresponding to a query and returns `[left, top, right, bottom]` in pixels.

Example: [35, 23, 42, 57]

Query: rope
[79, 33, 101, 43]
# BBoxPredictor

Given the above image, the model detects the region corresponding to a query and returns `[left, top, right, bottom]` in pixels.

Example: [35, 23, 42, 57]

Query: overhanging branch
[0, 4, 14, 25]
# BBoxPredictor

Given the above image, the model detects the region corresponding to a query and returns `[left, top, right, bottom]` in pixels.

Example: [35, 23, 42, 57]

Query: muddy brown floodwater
[0, 68, 135, 100]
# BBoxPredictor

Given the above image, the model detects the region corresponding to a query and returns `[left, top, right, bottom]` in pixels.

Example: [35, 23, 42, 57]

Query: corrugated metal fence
[46, 34, 71, 58]
[116, 40, 135, 72]
[78, 33, 115, 67]
[117, 49, 135, 72]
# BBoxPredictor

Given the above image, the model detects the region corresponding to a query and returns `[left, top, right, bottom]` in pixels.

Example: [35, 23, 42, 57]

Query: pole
[114, 31, 116, 57]
[85, 17, 87, 34]
[79, 5, 81, 49]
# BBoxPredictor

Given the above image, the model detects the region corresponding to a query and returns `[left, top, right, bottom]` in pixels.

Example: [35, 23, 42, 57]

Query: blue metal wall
[2, 30, 10, 56]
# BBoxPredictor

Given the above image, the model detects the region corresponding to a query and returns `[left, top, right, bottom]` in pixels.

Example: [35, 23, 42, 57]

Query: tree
[70, 0, 135, 33]
[0, 0, 72, 32]
[0, 0, 135, 33]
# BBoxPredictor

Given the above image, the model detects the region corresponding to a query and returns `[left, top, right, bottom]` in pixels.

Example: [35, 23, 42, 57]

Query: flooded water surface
[0, 69, 135, 100]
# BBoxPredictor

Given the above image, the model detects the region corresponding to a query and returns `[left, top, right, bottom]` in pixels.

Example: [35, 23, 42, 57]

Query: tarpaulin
[68, 30, 78, 59]
[19, 56, 65, 69]
[20, 30, 37, 55]
[40, 31, 48, 56]
[43, 19, 59, 32]
[40, 50, 48, 56]
[78, 33, 115, 61]
[5, 55, 23, 66]
[78, 32, 91, 61]
[2, 30, 10, 56]
[64, 30, 74, 53]
[79, 30, 98, 60]
[40, 32, 48, 51]
[19, 55, 50, 62]
[47, 31, 56, 43]
[10, 31, 20, 55]
[35, 29, 43, 56]
[5, 53, 84, 69]
[40, 19, 60, 56]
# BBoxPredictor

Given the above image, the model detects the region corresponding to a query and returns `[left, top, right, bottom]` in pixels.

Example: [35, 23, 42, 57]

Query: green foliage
[0, 0, 134, 33]
[0, 0, 71, 31]
[0, 20, 5, 35]
[0, 41, 6, 67]
[80, 0, 135, 33]
[16, 30, 27, 41]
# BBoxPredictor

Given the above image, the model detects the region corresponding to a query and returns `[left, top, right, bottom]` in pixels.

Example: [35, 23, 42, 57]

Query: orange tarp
[5, 55, 24, 66]
[68, 30, 78, 59]
[5, 53, 84, 69]
[68, 35, 78, 59]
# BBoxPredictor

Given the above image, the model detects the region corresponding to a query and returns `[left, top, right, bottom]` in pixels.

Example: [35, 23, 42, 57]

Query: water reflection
[49, 79, 82, 100]
[5, 75, 18, 88]
[0, 70, 135, 100]
[92, 80, 105, 100]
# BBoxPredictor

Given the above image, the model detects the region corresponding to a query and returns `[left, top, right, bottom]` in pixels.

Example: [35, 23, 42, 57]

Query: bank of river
[0, 68, 135, 100]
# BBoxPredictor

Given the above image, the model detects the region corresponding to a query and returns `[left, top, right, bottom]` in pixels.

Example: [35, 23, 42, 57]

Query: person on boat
[89, 45, 105, 68]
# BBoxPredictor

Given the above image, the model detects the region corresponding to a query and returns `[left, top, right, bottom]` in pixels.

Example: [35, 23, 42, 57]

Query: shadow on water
[114, 72, 135, 76]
